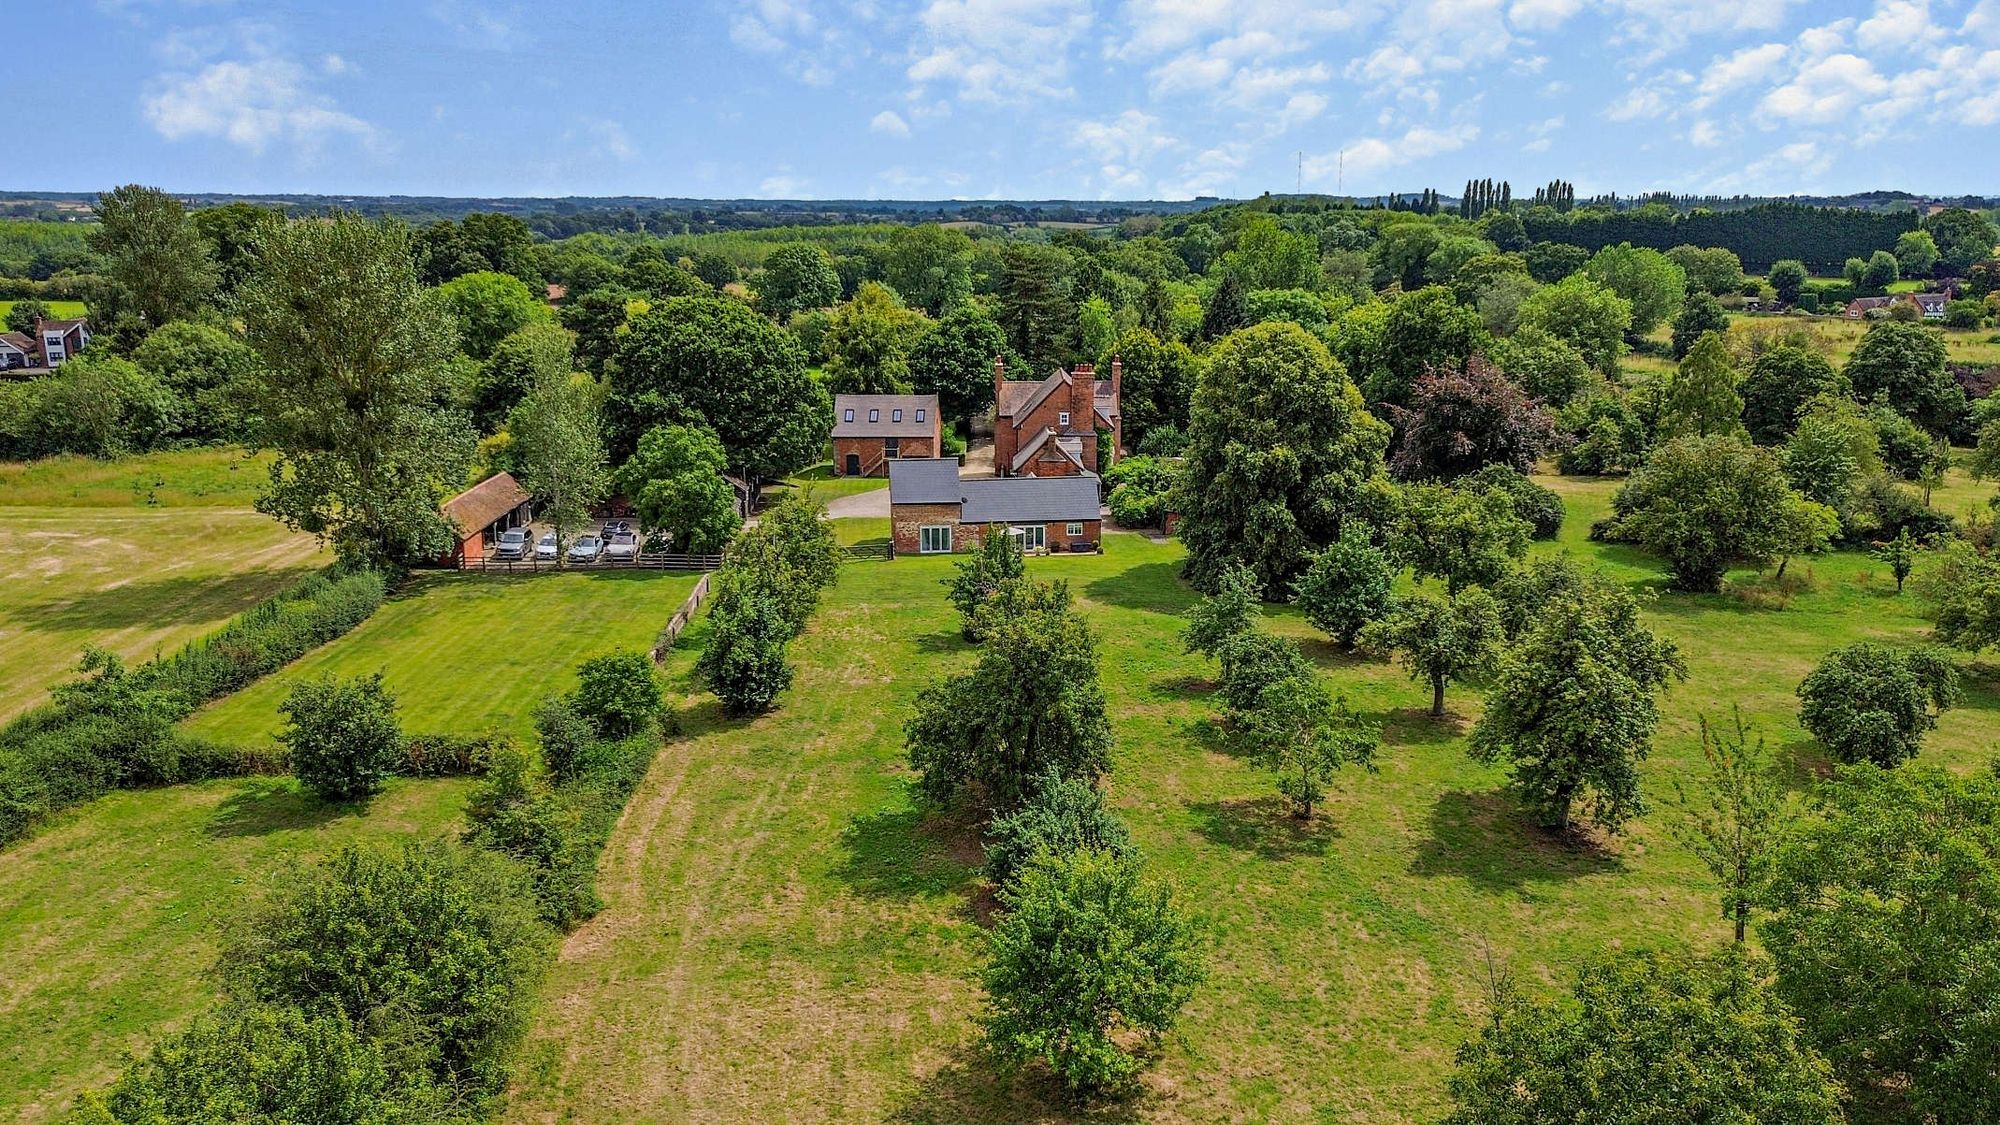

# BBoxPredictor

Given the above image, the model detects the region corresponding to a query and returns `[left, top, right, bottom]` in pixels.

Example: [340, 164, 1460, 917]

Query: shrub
[279, 673, 404, 802]
[1796, 643, 1959, 767]
[1292, 527, 1393, 647]
[696, 588, 795, 715]
[943, 527, 1025, 640]
[1459, 463, 1565, 539]
[1136, 424, 1186, 456]
[1107, 482, 1168, 528]
[399, 732, 504, 777]
[534, 694, 595, 783]
[983, 849, 1206, 1092]
[571, 650, 661, 738]
[224, 841, 549, 1093]
[984, 771, 1136, 888]
[1216, 630, 1314, 715]
[1182, 562, 1260, 661]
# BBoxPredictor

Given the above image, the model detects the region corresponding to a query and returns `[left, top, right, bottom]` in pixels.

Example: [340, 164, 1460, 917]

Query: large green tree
[1669, 290, 1728, 359]
[1657, 331, 1745, 439]
[1796, 642, 1958, 768]
[1611, 435, 1812, 592]
[1922, 206, 2000, 274]
[1740, 345, 1845, 444]
[881, 224, 974, 314]
[90, 183, 218, 330]
[909, 302, 1010, 428]
[436, 271, 549, 360]
[822, 281, 925, 395]
[609, 295, 830, 480]
[754, 243, 841, 321]
[1844, 320, 1962, 434]
[1390, 482, 1530, 594]
[475, 320, 574, 431]
[997, 242, 1075, 373]
[1098, 326, 1196, 450]
[1515, 273, 1633, 373]
[235, 213, 475, 567]
[1442, 948, 1842, 1125]
[1370, 286, 1488, 406]
[614, 423, 741, 554]
[1359, 588, 1504, 718]
[1173, 322, 1392, 593]
[507, 368, 608, 557]
[1583, 242, 1687, 335]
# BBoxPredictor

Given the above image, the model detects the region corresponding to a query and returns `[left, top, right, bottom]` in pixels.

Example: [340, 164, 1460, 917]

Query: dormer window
[843, 408, 855, 422]
[892, 409, 903, 422]
[868, 409, 880, 422]
[916, 408, 926, 422]
[1058, 411, 1071, 426]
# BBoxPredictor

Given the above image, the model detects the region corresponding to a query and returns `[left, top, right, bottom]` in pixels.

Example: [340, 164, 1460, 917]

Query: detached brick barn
[439, 471, 532, 564]
[888, 457, 1102, 555]
[832, 393, 942, 477]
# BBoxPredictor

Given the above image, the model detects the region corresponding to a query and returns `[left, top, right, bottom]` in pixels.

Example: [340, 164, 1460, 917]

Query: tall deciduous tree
[1371, 286, 1489, 407]
[1583, 243, 1687, 336]
[1515, 274, 1632, 373]
[236, 213, 475, 567]
[822, 281, 925, 395]
[1359, 588, 1503, 718]
[1610, 435, 1809, 592]
[476, 321, 574, 432]
[1921, 206, 2000, 274]
[436, 271, 548, 360]
[1669, 290, 1729, 359]
[881, 224, 974, 314]
[1894, 229, 1940, 278]
[1173, 322, 1392, 593]
[909, 303, 1010, 429]
[1658, 331, 1746, 440]
[1767, 259, 1808, 305]
[754, 243, 841, 322]
[1098, 326, 1196, 452]
[1471, 570, 1685, 833]
[508, 369, 608, 557]
[609, 296, 830, 480]
[1740, 345, 1845, 444]
[90, 183, 218, 330]
[1389, 358, 1557, 480]
[1844, 320, 1963, 434]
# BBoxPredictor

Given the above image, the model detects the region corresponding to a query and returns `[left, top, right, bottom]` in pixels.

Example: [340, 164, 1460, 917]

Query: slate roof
[0, 331, 34, 355]
[442, 471, 530, 536]
[834, 394, 939, 438]
[888, 457, 964, 505]
[960, 474, 1102, 524]
[1009, 428, 1087, 473]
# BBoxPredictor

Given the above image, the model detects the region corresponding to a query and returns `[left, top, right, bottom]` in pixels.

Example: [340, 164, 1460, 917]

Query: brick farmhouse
[832, 393, 942, 477]
[888, 457, 1102, 556]
[992, 358, 1121, 477]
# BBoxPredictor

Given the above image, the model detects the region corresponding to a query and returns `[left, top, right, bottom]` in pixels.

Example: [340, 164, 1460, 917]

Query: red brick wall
[891, 503, 973, 554]
[834, 435, 940, 477]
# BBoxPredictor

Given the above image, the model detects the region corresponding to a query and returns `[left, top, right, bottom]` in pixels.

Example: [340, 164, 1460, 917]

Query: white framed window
[843, 408, 854, 422]
[1058, 411, 1071, 426]
[892, 408, 903, 422]
[915, 408, 926, 422]
[869, 409, 880, 422]
[919, 525, 952, 554]
[1066, 522, 1084, 536]
[1014, 524, 1046, 550]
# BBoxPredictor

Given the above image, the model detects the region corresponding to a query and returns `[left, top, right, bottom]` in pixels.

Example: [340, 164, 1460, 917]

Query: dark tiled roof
[1009, 428, 1087, 473]
[833, 393, 940, 437]
[961, 474, 1101, 524]
[442, 471, 530, 536]
[888, 457, 964, 504]
[0, 332, 33, 353]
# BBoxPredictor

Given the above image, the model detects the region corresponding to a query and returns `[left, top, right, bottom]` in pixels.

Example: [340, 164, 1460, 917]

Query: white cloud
[1072, 109, 1178, 164]
[1697, 42, 1789, 97]
[1968, 0, 2000, 43]
[1310, 122, 1479, 182]
[1758, 52, 1889, 124]
[1856, 0, 1942, 52]
[1718, 139, 1833, 192]
[568, 117, 635, 161]
[1795, 19, 1853, 55]
[1689, 118, 1722, 145]
[1509, 0, 1584, 32]
[145, 54, 376, 154]
[760, 170, 810, 196]
[908, 0, 1093, 104]
[870, 109, 911, 137]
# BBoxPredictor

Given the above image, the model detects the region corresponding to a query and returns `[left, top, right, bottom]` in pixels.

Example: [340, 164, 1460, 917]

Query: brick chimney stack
[1110, 355, 1122, 403]
[992, 355, 1005, 415]
[1067, 363, 1093, 429]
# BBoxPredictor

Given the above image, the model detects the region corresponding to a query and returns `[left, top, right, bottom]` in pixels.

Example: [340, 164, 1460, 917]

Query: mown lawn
[0, 448, 319, 720]
[503, 475, 2000, 1124]
[766, 461, 894, 502]
[182, 570, 704, 748]
[0, 775, 477, 1122]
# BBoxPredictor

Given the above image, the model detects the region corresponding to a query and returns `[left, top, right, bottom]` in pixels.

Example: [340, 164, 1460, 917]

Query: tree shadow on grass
[912, 629, 971, 655]
[205, 777, 350, 838]
[1375, 707, 1468, 749]
[6, 567, 320, 634]
[1186, 794, 1340, 861]
[1082, 561, 1199, 616]
[1409, 789, 1623, 891]
[886, 1039, 1154, 1125]
[832, 804, 983, 899]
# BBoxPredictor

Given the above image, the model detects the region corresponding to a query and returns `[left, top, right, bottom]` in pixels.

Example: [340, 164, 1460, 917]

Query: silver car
[492, 527, 530, 560]
[566, 535, 604, 563]
[534, 531, 559, 560]
[605, 532, 639, 561]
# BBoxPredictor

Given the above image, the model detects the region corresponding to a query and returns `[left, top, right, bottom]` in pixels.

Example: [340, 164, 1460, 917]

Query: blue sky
[29, 0, 2000, 200]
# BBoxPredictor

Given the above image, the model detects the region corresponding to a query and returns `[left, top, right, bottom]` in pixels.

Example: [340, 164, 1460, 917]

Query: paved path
[824, 484, 889, 518]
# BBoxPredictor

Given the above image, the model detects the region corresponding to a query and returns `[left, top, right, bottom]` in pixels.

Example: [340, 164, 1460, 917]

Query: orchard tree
[615, 423, 741, 554]
[89, 183, 218, 329]
[1760, 763, 2000, 1120]
[1293, 527, 1393, 648]
[508, 369, 608, 557]
[1767, 259, 1808, 305]
[1740, 345, 1846, 444]
[1471, 572, 1685, 833]
[280, 673, 403, 801]
[944, 528, 1026, 641]
[1796, 642, 1958, 768]
[1098, 327, 1196, 451]
[982, 849, 1206, 1092]
[1234, 672, 1378, 819]
[236, 213, 475, 567]
[1583, 243, 1687, 336]
[1173, 322, 1392, 593]
[1388, 357, 1557, 480]
[1669, 290, 1728, 359]
[1844, 320, 1962, 434]
[1610, 435, 1808, 592]
[697, 587, 795, 714]
[1182, 562, 1260, 662]
[1390, 482, 1530, 594]
[754, 243, 841, 321]
[1359, 588, 1504, 717]
[1216, 630, 1315, 716]
[982, 771, 1135, 888]
[1657, 331, 1745, 440]
[909, 303, 1009, 428]
[1442, 948, 1841, 1125]
[610, 295, 830, 479]
[1515, 273, 1633, 373]
[1670, 711, 1785, 943]
[906, 580, 1113, 811]
[1874, 528, 1918, 593]
[436, 271, 548, 359]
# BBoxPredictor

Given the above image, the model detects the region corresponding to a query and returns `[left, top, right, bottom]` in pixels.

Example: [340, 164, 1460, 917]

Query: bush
[943, 528, 1025, 640]
[279, 673, 404, 801]
[534, 694, 595, 783]
[1135, 424, 1186, 456]
[224, 841, 549, 1093]
[695, 588, 795, 715]
[1216, 630, 1313, 715]
[984, 771, 1136, 888]
[1459, 463, 1565, 539]
[571, 650, 661, 738]
[1107, 481, 1168, 528]
[982, 849, 1206, 1092]
[399, 731, 504, 777]
[1293, 527, 1393, 647]
[1797, 643, 1959, 767]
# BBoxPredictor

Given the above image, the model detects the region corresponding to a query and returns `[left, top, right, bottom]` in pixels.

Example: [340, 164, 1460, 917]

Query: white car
[605, 532, 639, 561]
[567, 536, 604, 563]
[534, 531, 558, 560]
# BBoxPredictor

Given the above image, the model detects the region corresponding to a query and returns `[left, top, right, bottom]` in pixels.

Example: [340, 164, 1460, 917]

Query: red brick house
[440, 471, 532, 564]
[832, 393, 942, 477]
[992, 358, 1121, 477]
[35, 317, 90, 367]
[888, 457, 1102, 555]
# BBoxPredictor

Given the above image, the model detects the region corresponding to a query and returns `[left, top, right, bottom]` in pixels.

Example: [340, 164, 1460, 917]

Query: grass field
[183, 570, 705, 748]
[0, 448, 318, 720]
[499, 470, 2000, 1123]
[0, 299, 88, 324]
[0, 774, 477, 1122]
[1623, 313, 2000, 381]
[767, 461, 894, 503]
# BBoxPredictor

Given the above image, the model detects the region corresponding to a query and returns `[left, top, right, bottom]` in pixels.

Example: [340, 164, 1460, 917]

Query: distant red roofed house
[545, 284, 567, 306]
[1912, 292, 1950, 320]
[991, 357, 1121, 478]
[831, 393, 942, 477]
[440, 471, 532, 564]
[36, 317, 89, 367]
[1845, 296, 1896, 319]
[0, 331, 37, 372]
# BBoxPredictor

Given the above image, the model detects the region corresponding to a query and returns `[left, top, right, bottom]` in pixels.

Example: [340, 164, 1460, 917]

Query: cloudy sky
[32, 0, 2000, 200]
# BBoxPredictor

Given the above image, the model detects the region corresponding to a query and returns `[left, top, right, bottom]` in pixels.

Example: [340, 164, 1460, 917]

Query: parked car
[600, 519, 632, 538]
[493, 527, 530, 560]
[567, 535, 604, 563]
[605, 532, 639, 561]
[534, 531, 558, 560]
